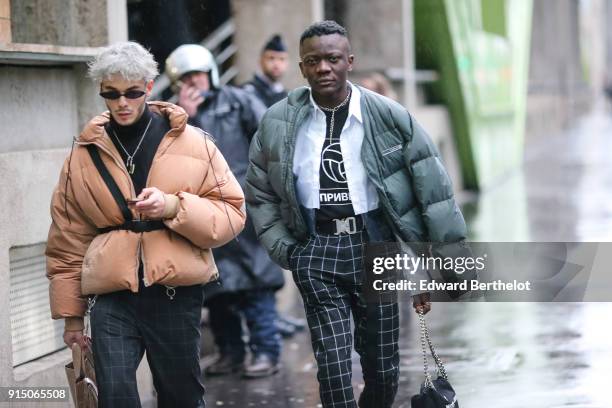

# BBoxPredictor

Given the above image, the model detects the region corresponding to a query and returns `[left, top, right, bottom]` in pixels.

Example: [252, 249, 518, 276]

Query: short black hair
[300, 20, 347, 44]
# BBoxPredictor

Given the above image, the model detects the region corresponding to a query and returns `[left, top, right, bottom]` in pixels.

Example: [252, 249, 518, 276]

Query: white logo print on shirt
[321, 143, 347, 183]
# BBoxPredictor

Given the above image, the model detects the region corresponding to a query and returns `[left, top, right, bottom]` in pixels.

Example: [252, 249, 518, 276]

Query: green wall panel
[415, 0, 532, 190]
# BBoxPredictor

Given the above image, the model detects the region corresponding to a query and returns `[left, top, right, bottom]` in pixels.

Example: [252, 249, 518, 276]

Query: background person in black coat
[243, 34, 289, 108]
[166, 44, 283, 378]
[243, 34, 307, 339]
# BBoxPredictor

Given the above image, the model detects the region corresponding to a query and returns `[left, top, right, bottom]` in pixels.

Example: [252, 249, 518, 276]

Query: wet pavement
[200, 107, 612, 407]
[202, 303, 612, 407]
[464, 105, 612, 242]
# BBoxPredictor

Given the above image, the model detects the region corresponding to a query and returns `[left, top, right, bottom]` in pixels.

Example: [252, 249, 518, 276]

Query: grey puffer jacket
[245, 85, 469, 273]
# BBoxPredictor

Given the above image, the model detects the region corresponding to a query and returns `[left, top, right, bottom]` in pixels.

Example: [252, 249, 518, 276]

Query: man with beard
[243, 34, 289, 108]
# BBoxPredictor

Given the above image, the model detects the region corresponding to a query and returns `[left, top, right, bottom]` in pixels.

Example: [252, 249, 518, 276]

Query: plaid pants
[90, 283, 205, 408]
[290, 231, 400, 408]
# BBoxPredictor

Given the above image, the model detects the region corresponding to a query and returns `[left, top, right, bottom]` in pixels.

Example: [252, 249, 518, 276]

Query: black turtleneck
[106, 105, 170, 195]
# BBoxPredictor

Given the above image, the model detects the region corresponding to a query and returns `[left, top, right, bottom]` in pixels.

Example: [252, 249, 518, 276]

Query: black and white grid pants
[90, 283, 205, 408]
[289, 231, 400, 408]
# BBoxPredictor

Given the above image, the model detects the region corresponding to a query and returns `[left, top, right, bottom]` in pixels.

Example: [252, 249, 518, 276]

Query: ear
[347, 54, 354, 72]
[145, 80, 154, 96]
[298, 61, 306, 78]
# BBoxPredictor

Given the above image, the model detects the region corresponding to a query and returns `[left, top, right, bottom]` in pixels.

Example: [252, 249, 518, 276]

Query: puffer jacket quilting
[245, 85, 467, 270]
[46, 101, 246, 320]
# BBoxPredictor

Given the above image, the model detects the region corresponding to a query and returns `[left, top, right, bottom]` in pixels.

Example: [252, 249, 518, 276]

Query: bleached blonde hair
[88, 41, 158, 82]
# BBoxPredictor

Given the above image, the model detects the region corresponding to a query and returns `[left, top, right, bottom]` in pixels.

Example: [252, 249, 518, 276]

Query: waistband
[97, 220, 167, 234]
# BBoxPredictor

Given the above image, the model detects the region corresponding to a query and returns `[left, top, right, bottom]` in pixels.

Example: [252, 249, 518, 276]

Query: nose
[117, 95, 129, 107]
[316, 60, 331, 74]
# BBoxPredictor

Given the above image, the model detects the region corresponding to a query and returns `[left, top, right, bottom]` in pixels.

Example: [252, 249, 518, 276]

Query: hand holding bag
[65, 342, 98, 407]
[64, 297, 98, 407]
[411, 311, 458, 408]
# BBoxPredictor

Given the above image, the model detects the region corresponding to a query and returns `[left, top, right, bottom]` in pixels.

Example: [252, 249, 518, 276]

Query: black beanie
[263, 34, 287, 52]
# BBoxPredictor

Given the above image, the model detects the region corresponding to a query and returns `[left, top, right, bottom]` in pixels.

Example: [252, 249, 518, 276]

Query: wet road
[201, 108, 612, 407]
[202, 303, 612, 408]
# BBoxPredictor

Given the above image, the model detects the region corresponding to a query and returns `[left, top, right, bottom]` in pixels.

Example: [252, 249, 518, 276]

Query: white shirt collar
[308, 81, 363, 124]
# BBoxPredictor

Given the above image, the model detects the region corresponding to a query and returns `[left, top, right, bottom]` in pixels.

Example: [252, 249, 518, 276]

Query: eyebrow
[302, 51, 343, 59]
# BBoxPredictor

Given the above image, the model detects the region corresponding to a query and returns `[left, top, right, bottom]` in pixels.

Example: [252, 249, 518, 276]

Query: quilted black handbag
[411, 311, 458, 408]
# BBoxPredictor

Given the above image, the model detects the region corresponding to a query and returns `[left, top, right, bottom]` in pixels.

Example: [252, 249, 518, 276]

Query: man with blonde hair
[46, 41, 245, 407]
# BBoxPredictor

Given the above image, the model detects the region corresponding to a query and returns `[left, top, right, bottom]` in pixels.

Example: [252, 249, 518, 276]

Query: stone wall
[0, 1, 158, 406]
[10, 0, 107, 47]
[231, 0, 323, 89]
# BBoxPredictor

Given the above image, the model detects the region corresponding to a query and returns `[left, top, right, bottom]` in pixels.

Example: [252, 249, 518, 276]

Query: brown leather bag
[65, 343, 98, 407]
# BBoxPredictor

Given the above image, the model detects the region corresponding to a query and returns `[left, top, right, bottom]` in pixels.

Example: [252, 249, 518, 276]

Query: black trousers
[90, 283, 205, 408]
[290, 231, 400, 408]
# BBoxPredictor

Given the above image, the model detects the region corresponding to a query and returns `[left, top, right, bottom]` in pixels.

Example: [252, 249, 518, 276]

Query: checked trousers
[289, 231, 400, 408]
[90, 282, 205, 408]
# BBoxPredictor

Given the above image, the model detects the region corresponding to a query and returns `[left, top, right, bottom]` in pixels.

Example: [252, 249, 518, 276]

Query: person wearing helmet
[166, 44, 284, 378]
[243, 34, 289, 108]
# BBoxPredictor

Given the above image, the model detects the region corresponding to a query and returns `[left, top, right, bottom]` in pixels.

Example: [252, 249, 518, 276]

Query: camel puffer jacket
[46, 102, 246, 323]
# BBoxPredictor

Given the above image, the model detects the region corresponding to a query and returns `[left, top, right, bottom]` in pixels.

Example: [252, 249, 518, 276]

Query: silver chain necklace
[111, 117, 153, 175]
[318, 88, 352, 142]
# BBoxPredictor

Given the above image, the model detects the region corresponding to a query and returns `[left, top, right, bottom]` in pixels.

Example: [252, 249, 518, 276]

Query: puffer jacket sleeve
[46, 156, 97, 323]
[245, 120, 297, 269]
[402, 115, 467, 243]
[164, 136, 246, 248]
[400, 113, 476, 288]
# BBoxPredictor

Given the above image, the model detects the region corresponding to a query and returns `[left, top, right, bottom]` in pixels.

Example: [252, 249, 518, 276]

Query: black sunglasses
[99, 89, 147, 100]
